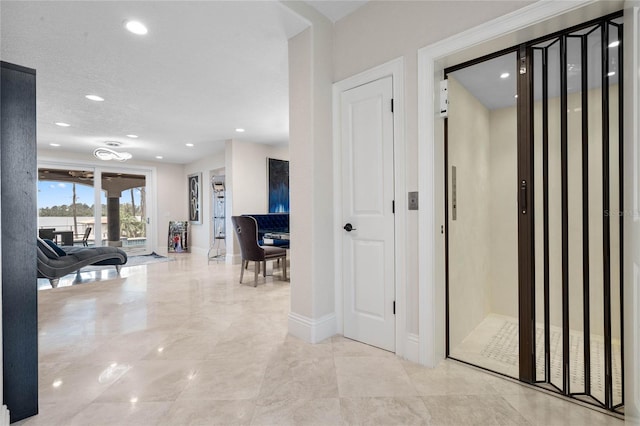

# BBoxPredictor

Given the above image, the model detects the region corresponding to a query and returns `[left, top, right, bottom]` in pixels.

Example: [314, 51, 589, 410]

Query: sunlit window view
[37, 169, 147, 253]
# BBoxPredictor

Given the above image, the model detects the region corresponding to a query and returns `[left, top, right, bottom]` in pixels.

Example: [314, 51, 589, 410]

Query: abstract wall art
[188, 172, 202, 224]
[268, 158, 289, 213]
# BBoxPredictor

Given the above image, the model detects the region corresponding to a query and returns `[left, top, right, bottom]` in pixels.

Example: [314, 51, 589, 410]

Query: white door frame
[417, 0, 629, 369]
[624, 1, 640, 420]
[333, 57, 407, 356]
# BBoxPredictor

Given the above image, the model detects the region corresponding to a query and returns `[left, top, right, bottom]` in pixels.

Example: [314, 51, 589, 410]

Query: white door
[341, 76, 395, 352]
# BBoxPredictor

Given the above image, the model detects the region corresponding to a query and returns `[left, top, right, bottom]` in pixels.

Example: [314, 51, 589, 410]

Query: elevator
[445, 12, 624, 414]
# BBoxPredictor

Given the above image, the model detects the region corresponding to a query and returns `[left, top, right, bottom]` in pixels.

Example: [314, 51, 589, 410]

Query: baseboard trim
[1, 405, 10, 426]
[288, 311, 336, 343]
[404, 333, 420, 363]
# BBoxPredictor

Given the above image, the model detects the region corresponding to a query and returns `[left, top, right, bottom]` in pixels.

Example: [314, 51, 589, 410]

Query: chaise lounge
[37, 238, 128, 288]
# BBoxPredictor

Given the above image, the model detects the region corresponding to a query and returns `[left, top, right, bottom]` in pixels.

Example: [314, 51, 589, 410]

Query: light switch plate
[408, 192, 419, 210]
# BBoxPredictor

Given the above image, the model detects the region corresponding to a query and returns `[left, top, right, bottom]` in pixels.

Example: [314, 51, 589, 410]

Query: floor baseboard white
[404, 333, 420, 363]
[0, 405, 9, 426]
[288, 311, 336, 343]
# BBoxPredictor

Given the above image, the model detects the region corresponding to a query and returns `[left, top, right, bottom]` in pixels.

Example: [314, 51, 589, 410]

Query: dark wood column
[1, 61, 38, 423]
[107, 195, 121, 247]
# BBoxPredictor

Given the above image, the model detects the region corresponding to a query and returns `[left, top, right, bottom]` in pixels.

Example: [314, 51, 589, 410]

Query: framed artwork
[188, 173, 202, 224]
[168, 221, 189, 252]
[268, 158, 289, 213]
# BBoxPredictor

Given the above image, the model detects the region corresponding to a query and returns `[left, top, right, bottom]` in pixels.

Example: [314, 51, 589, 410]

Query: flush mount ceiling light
[49, 143, 61, 147]
[55, 122, 70, 127]
[500, 72, 510, 79]
[125, 20, 148, 35]
[609, 40, 620, 48]
[185, 143, 194, 147]
[85, 94, 104, 102]
[155, 155, 163, 159]
[126, 134, 138, 139]
[235, 128, 245, 133]
[93, 147, 132, 162]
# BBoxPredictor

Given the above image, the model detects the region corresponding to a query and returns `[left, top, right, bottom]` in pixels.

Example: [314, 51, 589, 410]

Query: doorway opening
[38, 166, 151, 255]
[445, 12, 624, 414]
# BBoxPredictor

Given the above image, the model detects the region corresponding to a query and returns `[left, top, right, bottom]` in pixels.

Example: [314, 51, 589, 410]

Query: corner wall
[285, 1, 336, 342]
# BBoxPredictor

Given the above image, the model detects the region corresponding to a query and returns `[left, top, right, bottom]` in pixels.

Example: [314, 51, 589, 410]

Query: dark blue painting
[268, 158, 289, 213]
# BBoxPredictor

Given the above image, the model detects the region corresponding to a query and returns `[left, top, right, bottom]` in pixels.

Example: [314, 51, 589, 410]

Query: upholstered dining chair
[231, 216, 287, 286]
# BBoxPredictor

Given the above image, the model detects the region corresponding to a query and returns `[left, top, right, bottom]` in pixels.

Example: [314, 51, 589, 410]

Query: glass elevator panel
[446, 52, 519, 379]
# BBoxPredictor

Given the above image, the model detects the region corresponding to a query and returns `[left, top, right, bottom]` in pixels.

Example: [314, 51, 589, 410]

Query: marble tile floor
[21, 255, 624, 425]
[450, 313, 623, 406]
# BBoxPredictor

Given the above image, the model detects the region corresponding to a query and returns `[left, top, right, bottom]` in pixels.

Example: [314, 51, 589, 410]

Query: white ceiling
[0, 1, 310, 164]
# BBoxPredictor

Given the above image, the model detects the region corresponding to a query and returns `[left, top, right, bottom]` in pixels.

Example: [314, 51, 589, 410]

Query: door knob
[343, 223, 356, 232]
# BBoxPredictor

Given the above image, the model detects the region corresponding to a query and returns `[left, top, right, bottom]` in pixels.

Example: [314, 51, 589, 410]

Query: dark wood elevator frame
[443, 11, 624, 414]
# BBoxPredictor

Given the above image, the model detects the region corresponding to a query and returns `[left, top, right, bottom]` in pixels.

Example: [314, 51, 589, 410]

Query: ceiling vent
[105, 141, 122, 147]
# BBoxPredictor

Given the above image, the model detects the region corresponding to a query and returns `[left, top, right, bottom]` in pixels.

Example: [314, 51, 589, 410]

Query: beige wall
[487, 106, 519, 320]
[154, 162, 189, 254]
[184, 151, 225, 255]
[227, 140, 288, 215]
[333, 1, 533, 335]
[447, 77, 492, 348]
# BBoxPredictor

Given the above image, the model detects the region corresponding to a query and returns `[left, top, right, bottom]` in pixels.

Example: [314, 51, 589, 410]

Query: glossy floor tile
[18, 255, 624, 425]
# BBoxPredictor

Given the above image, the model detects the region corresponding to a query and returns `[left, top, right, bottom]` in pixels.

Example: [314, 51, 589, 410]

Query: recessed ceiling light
[500, 72, 510, 79]
[85, 94, 104, 102]
[235, 128, 245, 133]
[514, 94, 518, 98]
[55, 122, 70, 127]
[126, 134, 138, 139]
[125, 20, 148, 35]
[608, 40, 620, 48]
[52, 379, 63, 388]
[49, 143, 61, 147]
[185, 143, 194, 147]
[155, 155, 163, 159]
[607, 71, 616, 77]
